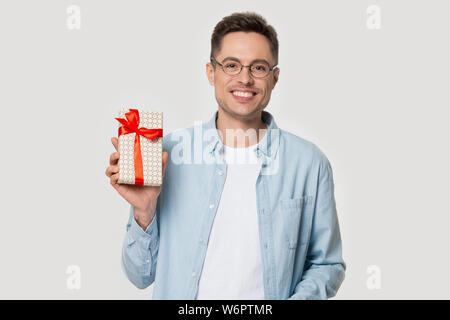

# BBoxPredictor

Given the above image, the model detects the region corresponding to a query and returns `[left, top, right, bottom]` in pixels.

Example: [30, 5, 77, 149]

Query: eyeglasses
[210, 56, 277, 78]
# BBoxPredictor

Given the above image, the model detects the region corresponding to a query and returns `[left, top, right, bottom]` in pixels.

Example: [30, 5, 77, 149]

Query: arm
[289, 157, 346, 299]
[121, 201, 160, 289]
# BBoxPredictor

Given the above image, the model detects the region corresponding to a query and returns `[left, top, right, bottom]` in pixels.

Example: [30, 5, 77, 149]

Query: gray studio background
[0, 0, 449, 299]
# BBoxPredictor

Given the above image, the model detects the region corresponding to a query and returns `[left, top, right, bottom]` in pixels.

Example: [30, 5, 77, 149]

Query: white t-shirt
[196, 143, 265, 300]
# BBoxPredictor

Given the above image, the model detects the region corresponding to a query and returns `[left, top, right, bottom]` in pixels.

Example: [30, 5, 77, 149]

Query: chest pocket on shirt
[279, 196, 313, 249]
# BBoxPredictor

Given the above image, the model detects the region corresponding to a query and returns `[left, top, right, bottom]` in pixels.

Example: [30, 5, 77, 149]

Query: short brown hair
[210, 12, 279, 67]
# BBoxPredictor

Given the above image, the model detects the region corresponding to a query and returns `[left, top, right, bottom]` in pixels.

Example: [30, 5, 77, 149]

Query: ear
[271, 67, 280, 89]
[206, 62, 215, 86]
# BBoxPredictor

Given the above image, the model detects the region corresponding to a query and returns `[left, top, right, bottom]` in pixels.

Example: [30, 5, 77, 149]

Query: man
[106, 12, 345, 299]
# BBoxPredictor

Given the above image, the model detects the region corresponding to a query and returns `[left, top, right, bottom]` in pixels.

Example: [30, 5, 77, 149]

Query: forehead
[217, 31, 274, 64]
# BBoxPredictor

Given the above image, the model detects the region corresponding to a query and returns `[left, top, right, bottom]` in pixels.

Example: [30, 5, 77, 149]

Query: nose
[236, 66, 254, 85]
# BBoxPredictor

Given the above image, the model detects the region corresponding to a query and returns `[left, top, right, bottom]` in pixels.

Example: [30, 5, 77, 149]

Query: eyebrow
[221, 56, 271, 65]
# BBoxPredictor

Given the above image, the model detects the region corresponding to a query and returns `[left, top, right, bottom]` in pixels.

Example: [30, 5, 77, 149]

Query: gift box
[115, 108, 163, 186]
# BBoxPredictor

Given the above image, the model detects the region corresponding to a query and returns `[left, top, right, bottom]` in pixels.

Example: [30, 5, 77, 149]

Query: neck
[216, 107, 268, 148]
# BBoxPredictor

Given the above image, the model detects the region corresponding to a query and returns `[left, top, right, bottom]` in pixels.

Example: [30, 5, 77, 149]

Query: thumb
[111, 137, 118, 151]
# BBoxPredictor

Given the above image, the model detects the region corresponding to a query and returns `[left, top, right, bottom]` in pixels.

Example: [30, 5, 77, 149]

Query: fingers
[110, 151, 120, 165]
[105, 165, 119, 178]
[111, 137, 118, 151]
[110, 172, 120, 187]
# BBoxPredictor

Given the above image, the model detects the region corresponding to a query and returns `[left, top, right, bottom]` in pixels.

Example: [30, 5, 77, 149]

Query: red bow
[115, 109, 163, 185]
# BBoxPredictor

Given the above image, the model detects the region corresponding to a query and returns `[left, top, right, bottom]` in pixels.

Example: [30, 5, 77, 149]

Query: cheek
[220, 79, 233, 97]
[260, 85, 271, 100]
[214, 79, 225, 94]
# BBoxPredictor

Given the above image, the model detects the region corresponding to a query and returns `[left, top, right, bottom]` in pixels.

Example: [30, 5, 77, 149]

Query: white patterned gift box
[116, 108, 163, 186]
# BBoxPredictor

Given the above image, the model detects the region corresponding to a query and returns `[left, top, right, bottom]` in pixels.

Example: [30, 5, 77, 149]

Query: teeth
[232, 91, 254, 97]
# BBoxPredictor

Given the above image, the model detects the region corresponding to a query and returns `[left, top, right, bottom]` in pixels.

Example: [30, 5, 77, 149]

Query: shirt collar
[203, 110, 280, 162]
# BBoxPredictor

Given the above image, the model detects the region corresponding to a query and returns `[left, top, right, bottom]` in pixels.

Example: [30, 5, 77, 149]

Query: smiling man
[107, 11, 346, 299]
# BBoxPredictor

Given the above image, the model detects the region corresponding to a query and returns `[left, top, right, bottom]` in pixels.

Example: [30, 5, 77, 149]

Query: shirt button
[209, 204, 214, 209]
[199, 237, 203, 243]
[146, 259, 150, 263]
[192, 272, 196, 277]
[217, 170, 223, 176]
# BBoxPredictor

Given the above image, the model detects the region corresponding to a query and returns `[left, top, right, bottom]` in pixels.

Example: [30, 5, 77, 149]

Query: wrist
[134, 214, 153, 231]
[134, 205, 155, 231]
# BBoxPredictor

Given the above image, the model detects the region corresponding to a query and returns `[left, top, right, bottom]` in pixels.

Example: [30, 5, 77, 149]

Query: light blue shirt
[121, 110, 346, 299]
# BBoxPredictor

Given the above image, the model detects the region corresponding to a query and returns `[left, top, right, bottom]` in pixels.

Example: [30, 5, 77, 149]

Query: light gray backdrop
[0, 0, 449, 299]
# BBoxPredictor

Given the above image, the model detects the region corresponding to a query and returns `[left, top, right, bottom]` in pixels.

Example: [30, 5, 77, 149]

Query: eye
[224, 63, 238, 69]
[253, 64, 268, 72]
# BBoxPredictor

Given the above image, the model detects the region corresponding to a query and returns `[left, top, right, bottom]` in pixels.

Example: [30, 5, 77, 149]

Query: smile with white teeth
[232, 91, 255, 97]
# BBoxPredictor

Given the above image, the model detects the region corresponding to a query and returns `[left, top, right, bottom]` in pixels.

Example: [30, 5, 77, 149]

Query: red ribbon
[115, 109, 163, 185]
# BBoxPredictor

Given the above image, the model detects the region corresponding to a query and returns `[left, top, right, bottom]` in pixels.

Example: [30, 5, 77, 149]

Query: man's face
[206, 31, 279, 120]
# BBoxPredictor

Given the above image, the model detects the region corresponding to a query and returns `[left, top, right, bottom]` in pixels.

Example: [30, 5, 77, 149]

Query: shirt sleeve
[121, 202, 160, 289]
